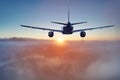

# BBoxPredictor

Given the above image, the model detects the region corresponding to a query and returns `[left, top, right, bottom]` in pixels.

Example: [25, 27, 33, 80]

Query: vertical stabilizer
[68, 8, 70, 22]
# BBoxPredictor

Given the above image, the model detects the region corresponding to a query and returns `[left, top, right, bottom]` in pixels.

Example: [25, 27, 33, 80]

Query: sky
[0, 0, 120, 41]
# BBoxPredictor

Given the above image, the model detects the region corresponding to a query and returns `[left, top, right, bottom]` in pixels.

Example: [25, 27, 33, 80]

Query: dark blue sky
[0, 0, 120, 40]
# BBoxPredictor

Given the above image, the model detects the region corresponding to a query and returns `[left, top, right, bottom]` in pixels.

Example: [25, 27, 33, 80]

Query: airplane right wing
[20, 25, 63, 33]
[73, 25, 114, 32]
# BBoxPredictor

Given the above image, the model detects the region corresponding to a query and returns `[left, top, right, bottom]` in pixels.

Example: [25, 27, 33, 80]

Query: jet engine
[80, 31, 86, 37]
[48, 31, 54, 37]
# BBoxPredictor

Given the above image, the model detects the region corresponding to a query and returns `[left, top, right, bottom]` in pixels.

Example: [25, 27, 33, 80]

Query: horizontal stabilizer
[51, 21, 67, 25]
[71, 21, 87, 25]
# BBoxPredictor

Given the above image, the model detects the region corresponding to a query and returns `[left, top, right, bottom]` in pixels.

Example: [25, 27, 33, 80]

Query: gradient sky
[0, 0, 120, 40]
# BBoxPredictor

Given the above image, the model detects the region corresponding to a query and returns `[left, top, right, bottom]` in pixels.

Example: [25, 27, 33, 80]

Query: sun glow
[55, 37, 65, 45]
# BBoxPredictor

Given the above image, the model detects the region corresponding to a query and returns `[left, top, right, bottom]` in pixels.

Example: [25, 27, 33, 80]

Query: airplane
[20, 9, 114, 38]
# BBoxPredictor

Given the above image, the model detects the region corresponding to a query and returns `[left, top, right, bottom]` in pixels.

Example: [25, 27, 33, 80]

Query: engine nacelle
[80, 31, 86, 37]
[48, 31, 54, 37]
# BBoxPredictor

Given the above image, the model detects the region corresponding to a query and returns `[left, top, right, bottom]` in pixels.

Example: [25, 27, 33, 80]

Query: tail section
[68, 8, 70, 22]
[51, 8, 87, 26]
[67, 8, 87, 25]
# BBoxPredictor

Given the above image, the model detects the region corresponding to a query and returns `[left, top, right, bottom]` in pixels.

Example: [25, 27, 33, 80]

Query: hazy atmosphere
[0, 39, 120, 80]
[0, 0, 120, 80]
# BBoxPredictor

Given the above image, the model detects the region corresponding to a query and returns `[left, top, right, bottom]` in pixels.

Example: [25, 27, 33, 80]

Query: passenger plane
[21, 9, 114, 38]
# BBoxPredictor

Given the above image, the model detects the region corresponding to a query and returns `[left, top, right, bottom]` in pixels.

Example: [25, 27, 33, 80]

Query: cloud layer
[0, 40, 120, 80]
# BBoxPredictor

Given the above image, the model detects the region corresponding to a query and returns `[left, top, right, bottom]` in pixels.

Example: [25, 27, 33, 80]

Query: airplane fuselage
[62, 22, 73, 34]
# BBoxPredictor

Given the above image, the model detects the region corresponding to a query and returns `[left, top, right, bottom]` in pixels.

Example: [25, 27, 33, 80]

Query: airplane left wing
[73, 25, 114, 32]
[20, 25, 63, 33]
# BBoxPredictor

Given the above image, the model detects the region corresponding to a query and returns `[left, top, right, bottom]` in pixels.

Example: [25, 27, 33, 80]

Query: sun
[55, 37, 65, 45]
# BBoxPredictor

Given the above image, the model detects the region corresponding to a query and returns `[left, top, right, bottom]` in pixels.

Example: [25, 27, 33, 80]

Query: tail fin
[68, 8, 70, 22]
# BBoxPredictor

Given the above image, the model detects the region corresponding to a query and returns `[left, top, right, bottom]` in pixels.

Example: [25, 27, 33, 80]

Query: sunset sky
[0, 0, 120, 41]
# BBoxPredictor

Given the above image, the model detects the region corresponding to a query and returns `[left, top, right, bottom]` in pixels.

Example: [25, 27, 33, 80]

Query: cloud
[86, 53, 120, 80]
[0, 40, 120, 80]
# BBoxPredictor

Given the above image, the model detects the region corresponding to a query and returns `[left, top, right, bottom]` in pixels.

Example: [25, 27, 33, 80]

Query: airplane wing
[20, 25, 63, 33]
[73, 25, 114, 32]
